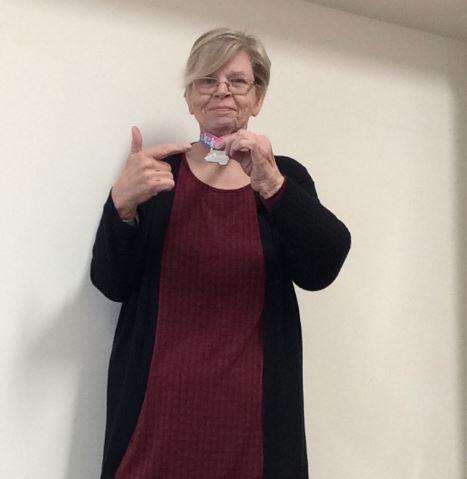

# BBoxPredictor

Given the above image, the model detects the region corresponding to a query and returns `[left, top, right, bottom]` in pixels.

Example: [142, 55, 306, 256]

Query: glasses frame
[192, 76, 257, 96]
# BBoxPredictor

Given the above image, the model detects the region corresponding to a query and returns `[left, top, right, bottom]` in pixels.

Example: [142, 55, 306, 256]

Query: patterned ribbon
[199, 131, 224, 150]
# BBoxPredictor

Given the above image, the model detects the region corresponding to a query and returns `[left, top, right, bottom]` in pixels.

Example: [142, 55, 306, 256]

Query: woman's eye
[200, 78, 217, 86]
[230, 79, 247, 85]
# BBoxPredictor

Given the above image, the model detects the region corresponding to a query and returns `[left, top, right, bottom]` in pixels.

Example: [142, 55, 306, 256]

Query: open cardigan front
[90, 152, 351, 479]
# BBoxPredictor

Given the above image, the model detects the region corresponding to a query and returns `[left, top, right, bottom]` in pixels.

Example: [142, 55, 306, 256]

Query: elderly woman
[91, 27, 351, 479]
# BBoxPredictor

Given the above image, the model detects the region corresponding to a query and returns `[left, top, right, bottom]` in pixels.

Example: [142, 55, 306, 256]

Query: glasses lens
[195, 78, 217, 92]
[229, 79, 249, 94]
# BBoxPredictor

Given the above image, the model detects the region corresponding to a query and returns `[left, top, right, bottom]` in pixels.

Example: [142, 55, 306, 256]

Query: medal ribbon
[199, 132, 224, 150]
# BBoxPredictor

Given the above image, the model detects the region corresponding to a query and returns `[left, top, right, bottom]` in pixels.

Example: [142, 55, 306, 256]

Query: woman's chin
[205, 120, 239, 136]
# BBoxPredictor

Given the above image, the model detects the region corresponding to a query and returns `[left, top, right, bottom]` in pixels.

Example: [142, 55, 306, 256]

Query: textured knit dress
[114, 154, 285, 479]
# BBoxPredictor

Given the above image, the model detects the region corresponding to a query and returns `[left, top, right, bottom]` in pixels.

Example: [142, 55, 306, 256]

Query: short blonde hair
[183, 27, 271, 101]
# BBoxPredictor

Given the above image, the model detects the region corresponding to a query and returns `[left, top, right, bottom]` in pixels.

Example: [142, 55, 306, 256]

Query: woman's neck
[187, 142, 211, 163]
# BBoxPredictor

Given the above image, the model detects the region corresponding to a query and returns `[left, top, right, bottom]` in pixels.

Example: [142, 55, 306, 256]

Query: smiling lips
[211, 107, 235, 111]
[211, 108, 235, 114]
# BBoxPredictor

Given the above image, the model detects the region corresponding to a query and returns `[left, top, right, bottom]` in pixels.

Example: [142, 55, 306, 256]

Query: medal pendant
[204, 148, 230, 166]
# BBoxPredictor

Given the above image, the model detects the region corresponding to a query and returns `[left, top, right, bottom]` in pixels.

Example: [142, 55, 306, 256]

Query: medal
[204, 149, 230, 165]
[199, 132, 230, 166]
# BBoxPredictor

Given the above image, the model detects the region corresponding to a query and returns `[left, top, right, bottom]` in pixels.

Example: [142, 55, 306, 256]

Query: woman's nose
[213, 81, 231, 97]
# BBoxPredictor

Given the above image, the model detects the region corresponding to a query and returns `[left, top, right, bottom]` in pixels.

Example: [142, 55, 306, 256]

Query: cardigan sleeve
[259, 177, 287, 212]
[265, 161, 351, 291]
[90, 187, 147, 302]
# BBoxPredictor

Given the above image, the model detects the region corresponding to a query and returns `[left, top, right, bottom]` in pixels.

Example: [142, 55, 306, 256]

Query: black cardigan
[90, 153, 351, 479]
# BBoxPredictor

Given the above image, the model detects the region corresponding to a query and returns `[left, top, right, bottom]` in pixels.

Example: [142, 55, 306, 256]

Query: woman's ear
[252, 92, 265, 117]
[184, 87, 194, 115]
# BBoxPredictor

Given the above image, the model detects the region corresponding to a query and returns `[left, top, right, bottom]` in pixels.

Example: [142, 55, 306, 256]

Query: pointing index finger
[144, 143, 193, 160]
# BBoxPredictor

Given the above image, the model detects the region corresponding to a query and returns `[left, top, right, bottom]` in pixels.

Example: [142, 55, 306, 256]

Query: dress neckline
[182, 152, 251, 192]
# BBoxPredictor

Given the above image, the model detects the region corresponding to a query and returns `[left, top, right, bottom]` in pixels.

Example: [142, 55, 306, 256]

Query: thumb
[130, 125, 143, 153]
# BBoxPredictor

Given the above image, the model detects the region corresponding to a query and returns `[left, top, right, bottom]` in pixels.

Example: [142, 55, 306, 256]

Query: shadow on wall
[13, 271, 119, 478]
[452, 69, 467, 479]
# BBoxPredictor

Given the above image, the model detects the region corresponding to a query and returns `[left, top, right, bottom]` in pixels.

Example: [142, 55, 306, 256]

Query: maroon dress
[115, 154, 285, 479]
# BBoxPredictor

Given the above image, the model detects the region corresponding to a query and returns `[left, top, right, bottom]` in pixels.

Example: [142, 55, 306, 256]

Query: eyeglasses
[192, 76, 256, 95]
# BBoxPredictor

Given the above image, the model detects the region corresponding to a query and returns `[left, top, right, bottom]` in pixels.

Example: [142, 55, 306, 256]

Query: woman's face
[185, 50, 265, 137]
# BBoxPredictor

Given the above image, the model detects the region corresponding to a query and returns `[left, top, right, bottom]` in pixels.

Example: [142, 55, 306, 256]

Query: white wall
[2, 0, 466, 478]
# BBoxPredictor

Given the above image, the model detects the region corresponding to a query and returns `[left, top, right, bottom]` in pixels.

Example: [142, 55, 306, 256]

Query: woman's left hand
[218, 129, 285, 197]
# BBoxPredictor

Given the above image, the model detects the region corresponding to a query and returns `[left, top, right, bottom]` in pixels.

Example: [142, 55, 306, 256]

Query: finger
[144, 142, 193, 160]
[150, 169, 173, 180]
[151, 158, 173, 172]
[220, 136, 236, 156]
[217, 133, 235, 149]
[229, 138, 241, 155]
[230, 138, 253, 155]
[130, 126, 143, 153]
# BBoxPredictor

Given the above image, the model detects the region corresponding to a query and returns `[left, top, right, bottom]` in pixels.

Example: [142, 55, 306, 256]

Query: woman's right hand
[111, 126, 192, 220]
